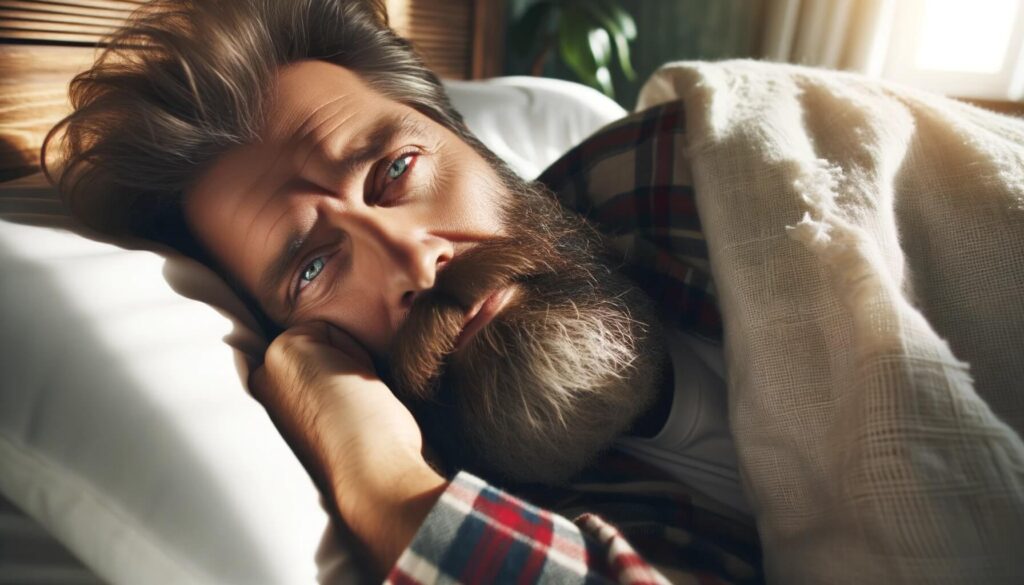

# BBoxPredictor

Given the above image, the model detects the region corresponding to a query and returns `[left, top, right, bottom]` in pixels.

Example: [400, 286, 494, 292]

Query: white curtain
[760, 0, 897, 75]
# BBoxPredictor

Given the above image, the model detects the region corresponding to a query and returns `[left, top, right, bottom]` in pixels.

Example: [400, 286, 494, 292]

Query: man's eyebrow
[260, 227, 311, 311]
[257, 114, 427, 309]
[330, 114, 425, 182]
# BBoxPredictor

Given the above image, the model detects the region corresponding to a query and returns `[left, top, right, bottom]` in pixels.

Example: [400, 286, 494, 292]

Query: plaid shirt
[541, 100, 721, 341]
[387, 102, 759, 584]
[388, 472, 672, 585]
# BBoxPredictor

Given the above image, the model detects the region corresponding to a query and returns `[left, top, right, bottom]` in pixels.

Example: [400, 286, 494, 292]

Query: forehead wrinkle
[291, 92, 351, 137]
[294, 110, 359, 182]
[282, 96, 354, 181]
[289, 96, 355, 171]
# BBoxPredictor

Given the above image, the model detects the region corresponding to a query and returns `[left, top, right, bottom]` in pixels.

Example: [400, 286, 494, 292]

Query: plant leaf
[596, 0, 637, 40]
[580, 1, 637, 80]
[558, 6, 600, 87]
[587, 26, 612, 68]
[612, 31, 636, 80]
[509, 0, 555, 57]
[595, 65, 614, 97]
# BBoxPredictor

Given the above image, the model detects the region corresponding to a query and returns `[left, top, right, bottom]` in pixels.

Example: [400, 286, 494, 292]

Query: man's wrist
[331, 447, 448, 572]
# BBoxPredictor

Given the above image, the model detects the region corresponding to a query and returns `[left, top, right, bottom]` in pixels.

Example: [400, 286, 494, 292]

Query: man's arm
[251, 322, 672, 583]
[250, 322, 446, 573]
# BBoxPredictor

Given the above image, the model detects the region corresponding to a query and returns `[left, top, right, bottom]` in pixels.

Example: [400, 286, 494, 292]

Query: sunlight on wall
[915, 0, 1018, 73]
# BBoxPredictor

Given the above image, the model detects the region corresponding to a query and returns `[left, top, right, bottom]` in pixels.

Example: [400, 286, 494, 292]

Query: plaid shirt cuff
[386, 471, 671, 585]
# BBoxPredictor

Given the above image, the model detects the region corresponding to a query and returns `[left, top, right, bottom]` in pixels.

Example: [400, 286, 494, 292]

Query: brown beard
[385, 180, 666, 485]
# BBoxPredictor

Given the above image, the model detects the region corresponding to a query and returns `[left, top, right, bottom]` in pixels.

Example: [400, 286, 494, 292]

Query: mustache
[387, 234, 562, 401]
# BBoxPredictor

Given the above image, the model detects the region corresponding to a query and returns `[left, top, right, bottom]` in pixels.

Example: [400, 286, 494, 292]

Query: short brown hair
[44, 0, 494, 253]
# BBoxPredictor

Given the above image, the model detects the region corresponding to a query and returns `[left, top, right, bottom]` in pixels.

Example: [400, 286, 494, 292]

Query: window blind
[0, 0, 142, 44]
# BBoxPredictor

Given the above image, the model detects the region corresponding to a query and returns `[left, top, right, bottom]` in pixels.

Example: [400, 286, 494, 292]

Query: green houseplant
[510, 0, 638, 98]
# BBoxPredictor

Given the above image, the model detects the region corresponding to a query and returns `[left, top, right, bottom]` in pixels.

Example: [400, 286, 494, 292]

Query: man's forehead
[266, 60, 378, 140]
[188, 60, 397, 205]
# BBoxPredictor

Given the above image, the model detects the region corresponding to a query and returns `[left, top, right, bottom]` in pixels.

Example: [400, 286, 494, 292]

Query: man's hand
[250, 322, 447, 573]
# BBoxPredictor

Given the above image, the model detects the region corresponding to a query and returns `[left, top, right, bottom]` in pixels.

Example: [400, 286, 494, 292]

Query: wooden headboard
[0, 0, 505, 182]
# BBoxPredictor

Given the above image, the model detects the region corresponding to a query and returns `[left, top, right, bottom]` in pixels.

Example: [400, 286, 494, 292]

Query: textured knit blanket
[636, 60, 1024, 584]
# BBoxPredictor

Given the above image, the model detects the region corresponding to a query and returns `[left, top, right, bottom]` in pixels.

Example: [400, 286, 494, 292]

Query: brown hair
[43, 0, 496, 254]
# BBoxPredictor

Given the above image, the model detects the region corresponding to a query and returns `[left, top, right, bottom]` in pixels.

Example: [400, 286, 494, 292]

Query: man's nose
[353, 213, 453, 308]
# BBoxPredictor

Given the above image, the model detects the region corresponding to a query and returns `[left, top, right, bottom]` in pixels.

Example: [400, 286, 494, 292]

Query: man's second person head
[46, 0, 665, 484]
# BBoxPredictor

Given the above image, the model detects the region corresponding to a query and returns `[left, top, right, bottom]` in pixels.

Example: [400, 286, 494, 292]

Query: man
[45, 0, 753, 582]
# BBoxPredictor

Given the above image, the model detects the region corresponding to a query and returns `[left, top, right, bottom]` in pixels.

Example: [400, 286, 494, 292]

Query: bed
[0, 1, 629, 583]
[5, 2, 1024, 584]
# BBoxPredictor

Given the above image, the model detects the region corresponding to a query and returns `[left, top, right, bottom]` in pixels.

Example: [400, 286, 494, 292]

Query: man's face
[186, 60, 507, 357]
[187, 60, 663, 483]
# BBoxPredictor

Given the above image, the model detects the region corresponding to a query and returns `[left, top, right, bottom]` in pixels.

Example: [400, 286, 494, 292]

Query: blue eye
[299, 257, 325, 288]
[387, 155, 412, 180]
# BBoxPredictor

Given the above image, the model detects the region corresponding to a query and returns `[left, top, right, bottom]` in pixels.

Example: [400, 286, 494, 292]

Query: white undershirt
[614, 329, 751, 515]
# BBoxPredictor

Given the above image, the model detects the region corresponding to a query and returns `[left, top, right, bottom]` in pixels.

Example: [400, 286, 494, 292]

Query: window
[883, 0, 1024, 100]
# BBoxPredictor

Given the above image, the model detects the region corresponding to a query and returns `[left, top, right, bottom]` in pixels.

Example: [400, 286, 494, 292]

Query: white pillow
[0, 77, 625, 584]
[0, 173, 360, 584]
[444, 76, 626, 178]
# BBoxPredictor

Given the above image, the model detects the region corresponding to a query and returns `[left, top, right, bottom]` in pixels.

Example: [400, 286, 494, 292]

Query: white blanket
[637, 60, 1024, 584]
